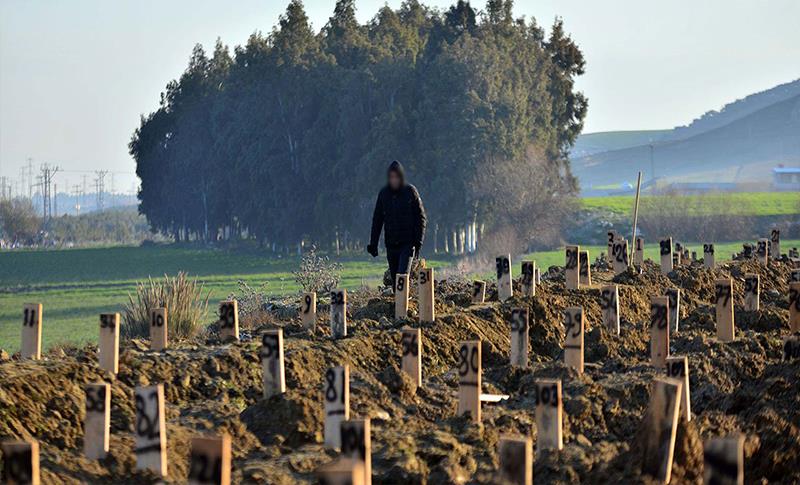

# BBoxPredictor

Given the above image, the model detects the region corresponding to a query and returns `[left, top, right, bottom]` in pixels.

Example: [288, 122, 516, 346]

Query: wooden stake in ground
[498, 435, 532, 485]
[341, 418, 371, 485]
[703, 435, 744, 485]
[218, 300, 239, 341]
[84, 383, 111, 460]
[634, 236, 645, 268]
[534, 267, 541, 285]
[401, 327, 422, 388]
[630, 170, 642, 262]
[715, 278, 735, 342]
[316, 458, 365, 485]
[1, 440, 40, 485]
[330, 289, 347, 338]
[665, 288, 681, 332]
[301, 292, 316, 331]
[395, 274, 409, 319]
[607, 230, 617, 267]
[789, 282, 800, 333]
[98, 313, 120, 374]
[418, 267, 435, 323]
[324, 365, 349, 448]
[579, 250, 592, 285]
[150, 307, 168, 351]
[664, 356, 691, 422]
[650, 296, 670, 367]
[704, 243, 716, 269]
[134, 384, 167, 477]
[496, 254, 513, 301]
[600, 285, 620, 335]
[472, 280, 486, 304]
[770, 229, 781, 260]
[612, 239, 629, 275]
[660, 238, 673, 274]
[783, 335, 800, 361]
[520, 261, 536, 297]
[640, 377, 683, 484]
[21, 303, 42, 360]
[457, 340, 481, 423]
[188, 434, 231, 485]
[564, 307, 584, 373]
[261, 329, 286, 399]
[565, 245, 580, 290]
[790, 269, 800, 283]
[510, 308, 529, 368]
[756, 238, 769, 265]
[533, 379, 563, 453]
[743, 274, 760, 312]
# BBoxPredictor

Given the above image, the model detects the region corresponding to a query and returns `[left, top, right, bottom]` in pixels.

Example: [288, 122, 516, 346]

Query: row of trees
[131, 0, 587, 254]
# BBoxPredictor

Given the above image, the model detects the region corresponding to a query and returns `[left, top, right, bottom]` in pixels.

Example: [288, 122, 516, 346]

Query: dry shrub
[293, 245, 342, 293]
[122, 272, 210, 341]
[227, 280, 273, 330]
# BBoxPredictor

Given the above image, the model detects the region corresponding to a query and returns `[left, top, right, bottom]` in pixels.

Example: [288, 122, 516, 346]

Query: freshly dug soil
[1, 258, 799, 484]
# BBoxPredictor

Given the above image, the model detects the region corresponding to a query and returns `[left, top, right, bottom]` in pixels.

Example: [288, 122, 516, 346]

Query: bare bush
[293, 245, 342, 293]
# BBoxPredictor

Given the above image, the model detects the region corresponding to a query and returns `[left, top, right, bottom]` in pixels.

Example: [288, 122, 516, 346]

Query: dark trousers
[387, 244, 415, 291]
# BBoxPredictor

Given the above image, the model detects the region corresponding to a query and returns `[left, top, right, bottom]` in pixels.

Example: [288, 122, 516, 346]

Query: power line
[94, 170, 108, 212]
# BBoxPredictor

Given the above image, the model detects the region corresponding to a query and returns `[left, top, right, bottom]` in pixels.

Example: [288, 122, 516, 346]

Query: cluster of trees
[131, 0, 587, 255]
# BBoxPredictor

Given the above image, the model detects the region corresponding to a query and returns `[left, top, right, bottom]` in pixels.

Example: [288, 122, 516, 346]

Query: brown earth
[1, 258, 799, 484]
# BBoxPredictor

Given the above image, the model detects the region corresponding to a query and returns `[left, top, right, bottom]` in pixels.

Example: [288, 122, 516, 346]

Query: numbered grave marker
[612, 240, 629, 275]
[743, 274, 759, 312]
[395, 274, 409, 319]
[789, 282, 800, 333]
[510, 308, 529, 368]
[756, 238, 769, 264]
[218, 300, 239, 341]
[341, 419, 371, 485]
[84, 383, 111, 460]
[600, 285, 620, 335]
[330, 289, 347, 338]
[742, 244, 754, 259]
[564, 307, 584, 373]
[533, 379, 563, 453]
[150, 307, 168, 351]
[457, 340, 481, 423]
[715, 278, 735, 342]
[660, 238, 673, 274]
[324, 365, 350, 448]
[565, 245, 580, 290]
[665, 288, 681, 332]
[401, 327, 422, 388]
[261, 329, 286, 399]
[21, 303, 42, 360]
[520, 261, 536, 297]
[98, 313, 120, 374]
[607, 230, 617, 268]
[791, 269, 800, 283]
[472, 280, 486, 304]
[704, 243, 716, 269]
[634, 236, 645, 267]
[650, 296, 670, 367]
[578, 250, 591, 286]
[498, 435, 532, 485]
[783, 335, 800, 361]
[691, 251, 697, 262]
[770, 229, 781, 260]
[672, 252, 680, 268]
[496, 255, 513, 301]
[188, 434, 231, 485]
[703, 435, 744, 485]
[135, 384, 167, 476]
[418, 268, 435, 323]
[1, 440, 39, 485]
[674, 242, 683, 262]
[534, 267, 541, 285]
[301, 292, 317, 331]
[641, 377, 683, 484]
[664, 356, 691, 422]
[317, 458, 365, 485]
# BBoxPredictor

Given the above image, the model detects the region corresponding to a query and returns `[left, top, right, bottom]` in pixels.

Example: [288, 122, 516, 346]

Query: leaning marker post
[21, 303, 42, 360]
[664, 356, 691, 422]
[641, 377, 682, 484]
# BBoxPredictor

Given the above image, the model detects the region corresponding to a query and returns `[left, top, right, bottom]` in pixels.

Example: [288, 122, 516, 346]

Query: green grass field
[581, 192, 800, 217]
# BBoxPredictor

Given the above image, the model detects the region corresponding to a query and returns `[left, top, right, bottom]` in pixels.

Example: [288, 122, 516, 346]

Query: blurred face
[388, 171, 401, 190]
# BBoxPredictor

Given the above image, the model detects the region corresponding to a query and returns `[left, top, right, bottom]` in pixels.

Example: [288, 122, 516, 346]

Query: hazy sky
[1, 0, 798, 193]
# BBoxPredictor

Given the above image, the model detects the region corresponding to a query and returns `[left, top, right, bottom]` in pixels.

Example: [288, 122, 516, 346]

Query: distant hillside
[570, 130, 670, 158]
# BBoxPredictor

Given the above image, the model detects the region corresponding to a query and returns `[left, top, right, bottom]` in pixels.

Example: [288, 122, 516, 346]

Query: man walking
[367, 161, 427, 290]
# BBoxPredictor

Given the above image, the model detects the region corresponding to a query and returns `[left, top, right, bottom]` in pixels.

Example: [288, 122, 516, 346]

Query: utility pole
[95, 170, 108, 212]
[39, 164, 60, 227]
[26, 158, 34, 200]
[82, 175, 88, 211]
[72, 184, 82, 215]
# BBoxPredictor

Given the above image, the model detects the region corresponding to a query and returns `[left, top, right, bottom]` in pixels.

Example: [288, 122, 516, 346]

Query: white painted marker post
[261, 329, 285, 399]
[564, 307, 584, 373]
[612, 239, 629, 275]
[579, 250, 591, 286]
[743, 274, 759, 312]
[650, 296, 670, 367]
[401, 327, 422, 388]
[1, 440, 40, 485]
[330, 289, 347, 338]
[789, 282, 800, 333]
[324, 365, 349, 448]
[770, 229, 781, 260]
[533, 379, 563, 453]
[634, 236, 645, 268]
[457, 340, 481, 423]
[704, 243, 716, 269]
[498, 435, 532, 485]
[496, 254, 513, 301]
[98, 313, 120, 374]
[660, 238, 673, 274]
[134, 384, 167, 477]
[150, 307, 168, 351]
[664, 356, 691, 422]
[600, 285, 620, 335]
[703, 435, 744, 485]
[21, 303, 42, 360]
[218, 300, 239, 341]
[665, 288, 681, 332]
[395, 274, 409, 319]
[510, 308, 529, 368]
[301, 292, 317, 331]
[715, 278, 735, 342]
[520, 261, 536, 297]
[341, 418, 371, 485]
[565, 245, 580, 290]
[472, 280, 486, 304]
[418, 267, 435, 323]
[84, 383, 111, 460]
[188, 434, 231, 485]
[641, 377, 683, 484]
[757, 238, 769, 265]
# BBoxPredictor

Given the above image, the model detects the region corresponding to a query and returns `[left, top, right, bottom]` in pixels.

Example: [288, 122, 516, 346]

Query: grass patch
[582, 192, 800, 217]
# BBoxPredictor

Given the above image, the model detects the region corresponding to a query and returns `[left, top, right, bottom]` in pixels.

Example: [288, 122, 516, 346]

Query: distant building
[772, 166, 800, 191]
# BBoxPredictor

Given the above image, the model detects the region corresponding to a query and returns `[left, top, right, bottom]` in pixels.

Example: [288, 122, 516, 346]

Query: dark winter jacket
[370, 162, 427, 250]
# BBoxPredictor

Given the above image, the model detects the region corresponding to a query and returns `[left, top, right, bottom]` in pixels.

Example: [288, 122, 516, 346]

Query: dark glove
[367, 244, 378, 257]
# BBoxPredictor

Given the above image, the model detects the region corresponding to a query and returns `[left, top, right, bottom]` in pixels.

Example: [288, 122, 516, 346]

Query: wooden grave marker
[316, 458, 365, 485]
[510, 308, 529, 368]
[395, 274, 409, 319]
[520, 261, 536, 297]
[612, 239, 629, 275]
[341, 418, 371, 485]
[496, 254, 513, 301]
[401, 327, 422, 388]
[660, 238, 673, 274]
[565, 245, 580, 290]
[607, 230, 617, 267]
[98, 313, 120, 374]
[330, 289, 347, 338]
[665, 288, 681, 332]
[692, 251, 697, 262]
[675, 242, 683, 263]
[218, 300, 239, 341]
[664, 356, 691, 422]
[498, 435, 532, 485]
[84, 383, 111, 460]
[704, 243, 716, 269]
[188, 434, 231, 485]
[261, 329, 286, 399]
[21, 303, 42, 360]
[457, 340, 481, 423]
[1, 440, 39, 485]
[703, 435, 744, 485]
[743, 274, 760, 312]
[600, 285, 620, 335]
[789, 282, 800, 333]
[134, 384, 167, 477]
[150, 307, 168, 351]
[783, 335, 800, 361]
[650, 296, 670, 367]
[472, 280, 486, 304]
[534, 267, 541, 285]
[756, 238, 769, 265]
[672, 251, 680, 268]
[418, 267, 435, 323]
[742, 243, 754, 259]
[790, 269, 800, 283]
[578, 250, 591, 286]
[301, 292, 317, 331]
[634, 236, 645, 267]
[324, 365, 349, 448]
[715, 278, 735, 342]
[533, 379, 563, 453]
[564, 307, 584, 373]
[641, 377, 682, 483]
